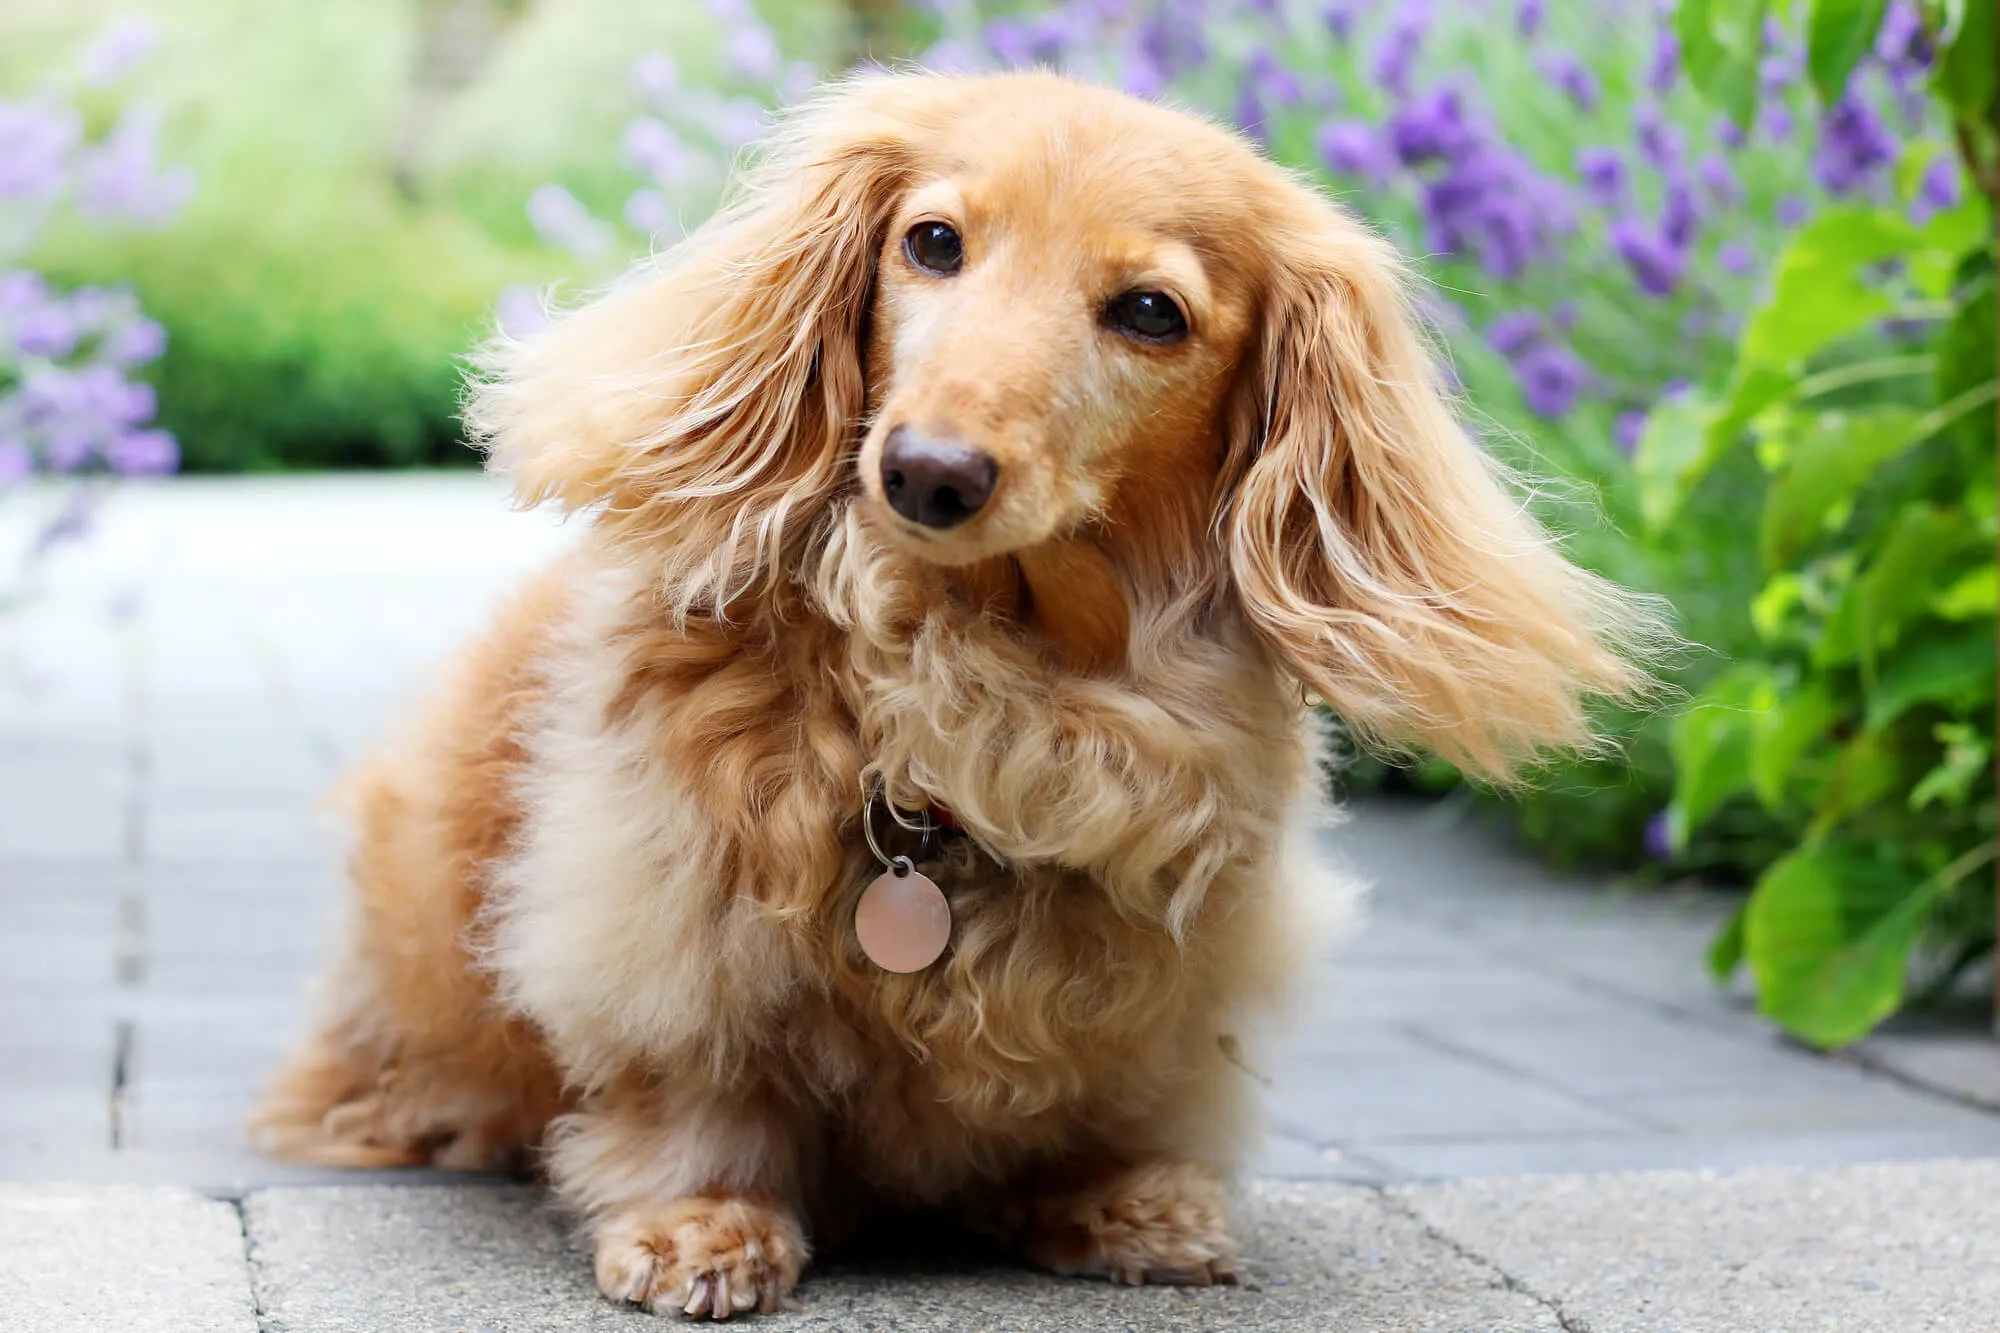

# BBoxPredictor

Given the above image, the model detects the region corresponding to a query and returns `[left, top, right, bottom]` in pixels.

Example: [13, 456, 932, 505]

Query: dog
[254, 71, 1656, 1318]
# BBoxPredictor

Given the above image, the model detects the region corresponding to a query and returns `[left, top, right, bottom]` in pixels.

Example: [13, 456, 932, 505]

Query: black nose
[879, 427, 998, 529]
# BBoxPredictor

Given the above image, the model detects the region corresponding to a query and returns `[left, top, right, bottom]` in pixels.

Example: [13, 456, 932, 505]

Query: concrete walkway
[4, 475, 1999, 1327]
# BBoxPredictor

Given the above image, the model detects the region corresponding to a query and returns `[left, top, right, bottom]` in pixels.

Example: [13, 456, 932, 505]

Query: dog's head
[474, 73, 1658, 780]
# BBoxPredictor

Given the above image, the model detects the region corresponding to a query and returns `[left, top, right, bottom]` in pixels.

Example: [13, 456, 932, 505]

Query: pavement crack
[109, 1018, 134, 1150]
[1376, 1189, 1589, 1332]
[231, 1195, 277, 1329]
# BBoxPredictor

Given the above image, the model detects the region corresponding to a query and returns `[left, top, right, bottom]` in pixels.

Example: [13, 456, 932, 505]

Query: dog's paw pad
[594, 1197, 806, 1321]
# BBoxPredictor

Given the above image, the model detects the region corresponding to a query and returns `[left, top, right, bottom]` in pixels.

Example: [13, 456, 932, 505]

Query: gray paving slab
[0, 1185, 257, 1333]
[1856, 1027, 2000, 1112]
[244, 1182, 1560, 1332]
[1396, 1160, 2000, 1332]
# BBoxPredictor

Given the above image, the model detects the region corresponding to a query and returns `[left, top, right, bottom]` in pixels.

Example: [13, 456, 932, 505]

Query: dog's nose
[879, 427, 998, 529]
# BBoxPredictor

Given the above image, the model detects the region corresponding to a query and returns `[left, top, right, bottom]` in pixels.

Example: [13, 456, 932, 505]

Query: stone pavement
[4, 475, 2000, 1327]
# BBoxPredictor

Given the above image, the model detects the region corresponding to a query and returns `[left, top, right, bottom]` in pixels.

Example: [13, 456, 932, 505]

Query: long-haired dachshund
[255, 72, 1657, 1318]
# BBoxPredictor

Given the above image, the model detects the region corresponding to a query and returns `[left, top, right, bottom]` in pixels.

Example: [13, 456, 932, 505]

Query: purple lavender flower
[1389, 88, 1477, 164]
[1517, 0, 1544, 39]
[107, 428, 176, 476]
[1874, 1, 1933, 73]
[101, 315, 166, 367]
[526, 184, 612, 261]
[1662, 175, 1700, 247]
[1247, 47, 1303, 105]
[1610, 217, 1686, 297]
[495, 284, 549, 340]
[921, 39, 983, 76]
[1759, 102, 1794, 142]
[1615, 409, 1648, 455]
[1647, 27, 1680, 94]
[1317, 120, 1395, 182]
[1575, 147, 1626, 207]
[623, 117, 694, 187]
[0, 439, 29, 486]
[624, 188, 671, 234]
[74, 105, 193, 222]
[1696, 153, 1741, 207]
[1515, 343, 1587, 419]
[1372, 7, 1431, 98]
[13, 304, 78, 359]
[0, 102, 83, 204]
[722, 22, 782, 84]
[1643, 810, 1674, 859]
[1910, 154, 1962, 223]
[1486, 310, 1542, 358]
[76, 16, 157, 87]
[1119, 50, 1168, 98]
[1636, 106, 1685, 172]
[1813, 92, 1897, 195]
[632, 52, 679, 105]
[1716, 116, 1746, 150]
[1537, 51, 1600, 112]
[1775, 194, 1809, 226]
[1324, 1, 1356, 43]
[1759, 47, 1802, 96]
[1717, 242, 1755, 274]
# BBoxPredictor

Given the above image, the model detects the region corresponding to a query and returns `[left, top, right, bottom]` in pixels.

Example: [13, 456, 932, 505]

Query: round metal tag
[855, 866, 951, 973]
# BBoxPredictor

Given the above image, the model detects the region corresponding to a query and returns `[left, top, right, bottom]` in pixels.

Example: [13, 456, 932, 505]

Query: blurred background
[1, 0, 1994, 1169]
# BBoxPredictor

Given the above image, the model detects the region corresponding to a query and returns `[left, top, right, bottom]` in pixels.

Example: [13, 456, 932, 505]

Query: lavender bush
[1, 18, 187, 601]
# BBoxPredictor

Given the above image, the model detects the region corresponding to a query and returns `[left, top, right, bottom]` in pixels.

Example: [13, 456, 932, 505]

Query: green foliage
[1665, 0, 1998, 1046]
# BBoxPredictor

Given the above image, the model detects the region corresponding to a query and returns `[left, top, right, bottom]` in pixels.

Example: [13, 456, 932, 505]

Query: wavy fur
[256, 71, 1661, 1318]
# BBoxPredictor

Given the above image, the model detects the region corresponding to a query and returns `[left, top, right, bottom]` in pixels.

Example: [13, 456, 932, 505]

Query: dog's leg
[551, 1081, 810, 1320]
[1010, 1158, 1239, 1287]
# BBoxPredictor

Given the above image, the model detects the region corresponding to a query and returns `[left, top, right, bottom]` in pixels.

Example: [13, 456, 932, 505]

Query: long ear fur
[1227, 193, 1668, 784]
[466, 76, 945, 619]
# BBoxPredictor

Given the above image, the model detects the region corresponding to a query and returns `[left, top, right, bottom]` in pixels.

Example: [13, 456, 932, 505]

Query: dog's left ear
[1225, 201, 1664, 783]
[469, 77, 941, 615]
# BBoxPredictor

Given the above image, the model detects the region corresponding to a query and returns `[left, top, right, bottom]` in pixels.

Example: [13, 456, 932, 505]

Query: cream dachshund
[255, 71, 1655, 1318]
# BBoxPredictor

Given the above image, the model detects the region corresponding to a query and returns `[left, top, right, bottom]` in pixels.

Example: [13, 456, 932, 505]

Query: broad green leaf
[1932, 563, 1998, 619]
[1759, 407, 1923, 568]
[1709, 902, 1748, 982]
[1936, 268, 1996, 453]
[1668, 664, 1770, 845]
[1751, 680, 1839, 808]
[1937, 0, 1997, 124]
[1678, 0, 1769, 127]
[1820, 503, 1978, 667]
[1744, 844, 1933, 1047]
[1809, 0, 1891, 102]
[1864, 628, 1997, 728]
[1910, 722, 1992, 809]
[1809, 727, 1901, 835]
[1633, 393, 1718, 531]
[1739, 208, 1917, 371]
[1704, 364, 1799, 484]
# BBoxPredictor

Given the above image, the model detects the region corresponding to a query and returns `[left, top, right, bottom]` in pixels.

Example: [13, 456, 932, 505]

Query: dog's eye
[1104, 290, 1188, 343]
[905, 221, 963, 276]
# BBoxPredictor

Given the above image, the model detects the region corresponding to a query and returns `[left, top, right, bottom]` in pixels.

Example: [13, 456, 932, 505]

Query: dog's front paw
[1018, 1160, 1239, 1287]
[594, 1196, 807, 1319]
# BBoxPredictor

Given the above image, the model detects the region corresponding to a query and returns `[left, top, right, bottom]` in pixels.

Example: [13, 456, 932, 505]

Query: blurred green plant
[1660, 0, 1995, 1046]
[3, 0, 842, 471]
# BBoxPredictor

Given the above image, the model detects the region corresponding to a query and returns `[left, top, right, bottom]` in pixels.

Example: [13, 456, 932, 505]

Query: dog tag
[855, 864, 951, 972]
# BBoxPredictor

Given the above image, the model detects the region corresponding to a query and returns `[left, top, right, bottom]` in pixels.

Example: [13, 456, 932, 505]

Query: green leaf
[1704, 364, 1799, 484]
[1709, 902, 1748, 982]
[1910, 722, 1992, 809]
[1809, 727, 1902, 835]
[1865, 628, 1997, 728]
[1936, 269, 1996, 453]
[1633, 393, 1718, 531]
[1668, 664, 1771, 844]
[1759, 407, 1924, 567]
[1820, 503, 1978, 667]
[1751, 680, 1840, 808]
[1740, 208, 1916, 371]
[1809, 0, 1891, 102]
[1744, 844, 1933, 1047]
[1678, 0, 1770, 127]
[1932, 563, 1998, 620]
[1937, 0, 1997, 125]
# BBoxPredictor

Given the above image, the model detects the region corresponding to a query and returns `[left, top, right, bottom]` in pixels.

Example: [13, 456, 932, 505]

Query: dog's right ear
[468, 77, 944, 616]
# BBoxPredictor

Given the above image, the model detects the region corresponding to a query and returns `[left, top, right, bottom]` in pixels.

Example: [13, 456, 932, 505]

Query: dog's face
[857, 111, 1260, 567]
[478, 73, 1653, 781]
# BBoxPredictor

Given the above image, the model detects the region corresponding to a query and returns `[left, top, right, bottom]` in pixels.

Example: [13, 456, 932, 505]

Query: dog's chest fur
[487, 548, 1316, 1189]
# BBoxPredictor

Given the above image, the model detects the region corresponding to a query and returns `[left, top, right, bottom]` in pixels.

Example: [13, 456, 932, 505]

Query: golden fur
[255, 72, 1662, 1317]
